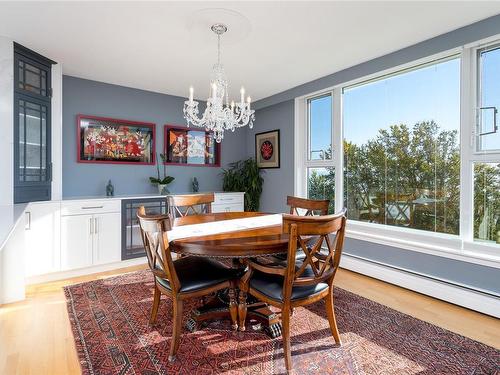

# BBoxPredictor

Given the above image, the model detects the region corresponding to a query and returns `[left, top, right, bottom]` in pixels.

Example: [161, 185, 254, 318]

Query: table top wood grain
[170, 212, 289, 258]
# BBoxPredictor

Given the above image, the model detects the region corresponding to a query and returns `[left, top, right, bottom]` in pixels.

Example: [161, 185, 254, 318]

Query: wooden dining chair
[273, 196, 331, 261]
[137, 206, 241, 362]
[287, 195, 330, 216]
[167, 193, 214, 223]
[239, 209, 347, 372]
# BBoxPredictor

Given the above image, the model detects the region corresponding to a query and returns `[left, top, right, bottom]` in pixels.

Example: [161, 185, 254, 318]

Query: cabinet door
[25, 202, 60, 277]
[93, 212, 121, 265]
[61, 215, 93, 270]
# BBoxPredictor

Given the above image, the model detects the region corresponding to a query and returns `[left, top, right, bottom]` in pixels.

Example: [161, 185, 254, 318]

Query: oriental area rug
[64, 270, 499, 374]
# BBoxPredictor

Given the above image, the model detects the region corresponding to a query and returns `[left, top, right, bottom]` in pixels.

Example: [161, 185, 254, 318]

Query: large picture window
[343, 58, 461, 235]
[297, 39, 500, 260]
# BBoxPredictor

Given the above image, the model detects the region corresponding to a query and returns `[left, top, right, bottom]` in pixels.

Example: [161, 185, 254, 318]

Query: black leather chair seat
[249, 265, 328, 302]
[156, 256, 241, 294]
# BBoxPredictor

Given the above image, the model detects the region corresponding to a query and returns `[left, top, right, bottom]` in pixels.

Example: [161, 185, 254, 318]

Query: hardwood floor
[1, 265, 499, 374]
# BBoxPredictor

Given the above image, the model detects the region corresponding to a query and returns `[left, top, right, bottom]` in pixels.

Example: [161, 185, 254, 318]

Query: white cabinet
[61, 214, 93, 270]
[60, 201, 121, 271]
[93, 212, 121, 265]
[24, 202, 61, 277]
[212, 192, 244, 213]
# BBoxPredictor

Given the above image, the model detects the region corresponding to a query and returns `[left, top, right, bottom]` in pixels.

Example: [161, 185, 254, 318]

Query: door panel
[61, 215, 92, 270]
[93, 213, 121, 265]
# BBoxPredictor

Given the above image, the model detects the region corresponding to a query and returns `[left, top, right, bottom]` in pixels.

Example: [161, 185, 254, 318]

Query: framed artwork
[164, 125, 221, 167]
[77, 115, 155, 164]
[255, 129, 280, 168]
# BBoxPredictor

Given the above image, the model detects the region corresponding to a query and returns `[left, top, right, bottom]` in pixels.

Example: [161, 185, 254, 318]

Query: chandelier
[183, 23, 255, 143]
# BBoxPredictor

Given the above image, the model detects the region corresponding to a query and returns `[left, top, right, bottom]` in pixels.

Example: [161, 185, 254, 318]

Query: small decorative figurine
[192, 177, 199, 193]
[106, 180, 114, 197]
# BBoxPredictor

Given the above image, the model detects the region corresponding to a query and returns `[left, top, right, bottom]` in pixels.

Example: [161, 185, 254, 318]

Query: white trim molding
[341, 254, 500, 318]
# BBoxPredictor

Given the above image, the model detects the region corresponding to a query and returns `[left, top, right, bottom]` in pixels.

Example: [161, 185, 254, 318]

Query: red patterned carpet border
[64, 270, 499, 374]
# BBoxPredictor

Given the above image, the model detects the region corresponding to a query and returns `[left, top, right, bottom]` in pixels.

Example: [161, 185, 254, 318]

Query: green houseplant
[222, 158, 264, 211]
[149, 153, 175, 194]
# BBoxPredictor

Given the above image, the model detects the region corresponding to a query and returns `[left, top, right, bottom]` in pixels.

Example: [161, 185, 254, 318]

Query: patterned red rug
[64, 270, 499, 374]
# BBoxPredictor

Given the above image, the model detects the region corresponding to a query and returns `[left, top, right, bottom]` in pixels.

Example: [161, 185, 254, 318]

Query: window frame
[295, 37, 500, 268]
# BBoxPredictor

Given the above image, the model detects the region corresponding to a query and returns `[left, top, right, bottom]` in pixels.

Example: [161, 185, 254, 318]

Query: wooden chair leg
[228, 288, 238, 330]
[169, 299, 183, 362]
[325, 292, 341, 345]
[281, 307, 293, 372]
[238, 290, 247, 331]
[150, 285, 161, 325]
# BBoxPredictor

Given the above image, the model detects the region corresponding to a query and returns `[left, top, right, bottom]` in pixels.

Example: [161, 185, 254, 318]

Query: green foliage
[310, 120, 498, 240]
[222, 158, 264, 211]
[149, 153, 175, 186]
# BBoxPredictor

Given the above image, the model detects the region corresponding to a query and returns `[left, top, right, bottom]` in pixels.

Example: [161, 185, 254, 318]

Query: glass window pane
[343, 58, 460, 235]
[307, 167, 335, 213]
[308, 94, 332, 160]
[477, 46, 500, 151]
[474, 163, 500, 245]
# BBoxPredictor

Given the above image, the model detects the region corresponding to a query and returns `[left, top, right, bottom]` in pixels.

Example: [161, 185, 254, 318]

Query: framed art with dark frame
[77, 114, 155, 165]
[255, 129, 280, 169]
[164, 125, 221, 167]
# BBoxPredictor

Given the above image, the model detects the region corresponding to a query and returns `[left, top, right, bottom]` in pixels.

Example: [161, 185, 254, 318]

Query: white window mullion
[294, 97, 307, 197]
[333, 87, 344, 212]
[460, 47, 475, 242]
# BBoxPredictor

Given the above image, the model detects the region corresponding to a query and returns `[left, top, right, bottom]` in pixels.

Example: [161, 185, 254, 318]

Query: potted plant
[150, 153, 175, 194]
[222, 158, 264, 211]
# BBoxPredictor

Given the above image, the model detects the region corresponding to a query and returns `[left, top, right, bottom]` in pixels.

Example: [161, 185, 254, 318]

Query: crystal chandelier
[183, 23, 255, 143]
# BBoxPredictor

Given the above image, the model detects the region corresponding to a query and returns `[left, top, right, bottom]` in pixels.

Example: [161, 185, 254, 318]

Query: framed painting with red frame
[164, 125, 221, 167]
[255, 129, 280, 169]
[77, 115, 155, 165]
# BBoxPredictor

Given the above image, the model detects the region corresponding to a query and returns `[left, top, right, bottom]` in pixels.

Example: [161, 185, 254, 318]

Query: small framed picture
[255, 129, 280, 169]
[77, 115, 155, 165]
[164, 125, 221, 167]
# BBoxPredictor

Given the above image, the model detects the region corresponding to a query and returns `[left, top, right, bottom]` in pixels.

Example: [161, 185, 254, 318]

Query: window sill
[346, 221, 500, 269]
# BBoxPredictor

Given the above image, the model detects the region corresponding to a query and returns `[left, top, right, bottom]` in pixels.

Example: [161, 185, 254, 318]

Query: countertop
[61, 191, 243, 202]
[0, 203, 27, 250]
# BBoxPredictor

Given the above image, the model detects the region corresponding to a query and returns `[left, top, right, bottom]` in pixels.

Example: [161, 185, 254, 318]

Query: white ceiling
[1, 1, 500, 102]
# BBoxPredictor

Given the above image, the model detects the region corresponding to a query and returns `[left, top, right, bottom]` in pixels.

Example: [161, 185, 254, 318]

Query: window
[343, 58, 461, 235]
[307, 167, 335, 213]
[477, 44, 500, 152]
[308, 94, 332, 160]
[304, 92, 335, 213]
[14, 43, 54, 203]
[474, 163, 500, 244]
[297, 38, 500, 261]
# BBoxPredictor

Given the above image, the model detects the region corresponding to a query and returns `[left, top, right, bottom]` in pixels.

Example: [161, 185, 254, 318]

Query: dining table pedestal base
[185, 289, 282, 338]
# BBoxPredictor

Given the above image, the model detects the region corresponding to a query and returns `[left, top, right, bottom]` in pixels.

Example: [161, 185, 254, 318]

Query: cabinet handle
[25, 212, 31, 230]
[82, 206, 104, 210]
[89, 217, 93, 235]
[94, 217, 98, 234]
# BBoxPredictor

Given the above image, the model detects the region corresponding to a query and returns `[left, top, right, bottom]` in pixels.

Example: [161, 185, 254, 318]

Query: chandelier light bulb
[240, 87, 245, 103]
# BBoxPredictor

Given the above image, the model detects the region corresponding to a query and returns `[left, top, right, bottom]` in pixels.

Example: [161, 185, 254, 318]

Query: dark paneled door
[14, 44, 55, 203]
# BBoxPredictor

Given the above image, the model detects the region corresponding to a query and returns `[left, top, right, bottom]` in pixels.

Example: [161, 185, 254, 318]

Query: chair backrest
[167, 193, 214, 222]
[137, 206, 181, 293]
[287, 195, 330, 216]
[282, 209, 347, 294]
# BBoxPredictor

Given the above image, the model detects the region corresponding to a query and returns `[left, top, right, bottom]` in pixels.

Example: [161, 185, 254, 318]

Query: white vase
[158, 184, 168, 195]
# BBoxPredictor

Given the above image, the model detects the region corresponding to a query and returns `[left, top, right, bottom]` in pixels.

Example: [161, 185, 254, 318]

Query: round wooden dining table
[169, 211, 288, 337]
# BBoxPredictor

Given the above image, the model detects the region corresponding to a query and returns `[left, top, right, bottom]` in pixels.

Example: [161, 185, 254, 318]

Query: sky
[310, 49, 500, 154]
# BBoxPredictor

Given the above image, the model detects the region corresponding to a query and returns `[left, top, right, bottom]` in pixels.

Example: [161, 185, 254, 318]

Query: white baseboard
[340, 255, 500, 318]
[26, 257, 148, 285]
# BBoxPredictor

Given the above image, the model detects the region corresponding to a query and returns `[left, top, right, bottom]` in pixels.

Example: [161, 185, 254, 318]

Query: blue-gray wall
[62, 76, 246, 197]
[248, 14, 500, 295]
[246, 100, 295, 214]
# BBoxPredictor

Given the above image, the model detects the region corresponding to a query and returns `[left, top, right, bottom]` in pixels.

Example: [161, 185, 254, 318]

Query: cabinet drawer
[214, 193, 244, 205]
[212, 203, 243, 213]
[61, 200, 121, 216]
